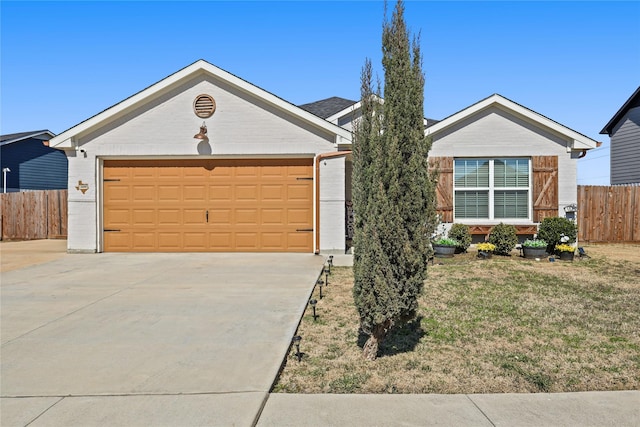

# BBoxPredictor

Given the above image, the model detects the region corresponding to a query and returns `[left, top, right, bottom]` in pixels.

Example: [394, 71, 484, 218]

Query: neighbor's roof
[299, 97, 358, 119]
[49, 60, 352, 149]
[0, 130, 56, 147]
[600, 86, 640, 136]
[426, 94, 601, 151]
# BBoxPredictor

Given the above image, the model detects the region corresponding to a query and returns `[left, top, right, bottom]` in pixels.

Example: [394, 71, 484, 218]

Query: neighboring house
[49, 60, 600, 254]
[0, 130, 65, 192]
[600, 87, 640, 185]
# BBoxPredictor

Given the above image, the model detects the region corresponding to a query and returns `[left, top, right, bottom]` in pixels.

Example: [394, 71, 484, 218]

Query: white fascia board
[425, 94, 601, 151]
[50, 60, 351, 148]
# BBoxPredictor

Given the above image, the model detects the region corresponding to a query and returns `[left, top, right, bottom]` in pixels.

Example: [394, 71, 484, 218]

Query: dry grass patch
[273, 245, 640, 394]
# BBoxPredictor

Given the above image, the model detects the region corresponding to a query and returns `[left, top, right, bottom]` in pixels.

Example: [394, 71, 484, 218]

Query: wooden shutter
[532, 156, 558, 222]
[429, 157, 453, 222]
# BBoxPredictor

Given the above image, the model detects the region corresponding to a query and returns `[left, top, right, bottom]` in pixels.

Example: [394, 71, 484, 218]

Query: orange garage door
[103, 159, 313, 252]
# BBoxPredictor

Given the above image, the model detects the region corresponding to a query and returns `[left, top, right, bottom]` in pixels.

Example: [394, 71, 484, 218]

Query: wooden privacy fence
[0, 190, 68, 240]
[578, 185, 640, 243]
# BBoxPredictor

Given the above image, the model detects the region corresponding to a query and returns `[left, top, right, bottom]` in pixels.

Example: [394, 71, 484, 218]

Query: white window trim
[454, 158, 532, 223]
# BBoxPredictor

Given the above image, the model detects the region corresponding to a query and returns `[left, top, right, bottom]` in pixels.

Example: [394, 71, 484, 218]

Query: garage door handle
[296, 228, 313, 232]
[206, 210, 209, 223]
[104, 229, 121, 232]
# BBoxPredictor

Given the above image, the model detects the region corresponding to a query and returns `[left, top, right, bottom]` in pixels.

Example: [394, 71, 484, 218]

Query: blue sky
[2, 1, 639, 185]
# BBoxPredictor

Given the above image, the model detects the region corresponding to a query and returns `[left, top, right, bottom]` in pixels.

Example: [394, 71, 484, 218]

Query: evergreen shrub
[537, 217, 577, 253]
[488, 223, 518, 255]
[448, 223, 471, 253]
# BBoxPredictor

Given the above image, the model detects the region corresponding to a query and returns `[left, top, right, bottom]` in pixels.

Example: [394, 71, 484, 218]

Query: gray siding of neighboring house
[610, 105, 640, 185]
[1, 139, 68, 191]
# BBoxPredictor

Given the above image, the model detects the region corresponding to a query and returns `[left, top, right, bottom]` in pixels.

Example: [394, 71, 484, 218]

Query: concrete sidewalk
[257, 391, 639, 426]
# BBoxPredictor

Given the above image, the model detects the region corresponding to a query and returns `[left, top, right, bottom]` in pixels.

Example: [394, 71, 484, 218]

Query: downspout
[314, 151, 352, 254]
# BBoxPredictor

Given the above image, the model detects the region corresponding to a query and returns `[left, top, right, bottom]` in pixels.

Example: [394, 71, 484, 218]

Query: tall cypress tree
[353, 0, 437, 361]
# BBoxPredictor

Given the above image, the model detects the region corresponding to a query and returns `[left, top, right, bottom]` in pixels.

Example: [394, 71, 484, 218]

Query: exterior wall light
[194, 122, 208, 140]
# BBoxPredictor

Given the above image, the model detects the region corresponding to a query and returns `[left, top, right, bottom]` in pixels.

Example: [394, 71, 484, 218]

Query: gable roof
[600, 86, 640, 136]
[426, 94, 601, 151]
[49, 60, 352, 149]
[299, 97, 358, 119]
[1, 130, 56, 147]
[305, 95, 440, 129]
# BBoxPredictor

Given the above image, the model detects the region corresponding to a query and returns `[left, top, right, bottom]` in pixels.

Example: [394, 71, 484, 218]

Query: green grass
[273, 245, 640, 394]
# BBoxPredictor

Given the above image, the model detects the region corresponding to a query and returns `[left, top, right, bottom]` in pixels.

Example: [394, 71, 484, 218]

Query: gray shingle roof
[0, 130, 55, 146]
[298, 97, 357, 119]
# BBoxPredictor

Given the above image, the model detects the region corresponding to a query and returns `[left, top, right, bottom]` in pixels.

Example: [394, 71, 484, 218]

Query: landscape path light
[309, 299, 318, 321]
[292, 335, 302, 361]
[317, 278, 324, 299]
[324, 267, 329, 286]
[327, 255, 334, 273]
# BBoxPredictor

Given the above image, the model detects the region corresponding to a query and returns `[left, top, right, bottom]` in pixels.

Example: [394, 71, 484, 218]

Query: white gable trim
[50, 60, 352, 149]
[425, 94, 600, 151]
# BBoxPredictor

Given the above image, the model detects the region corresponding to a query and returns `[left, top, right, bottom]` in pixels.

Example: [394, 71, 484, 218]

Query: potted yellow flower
[555, 244, 576, 261]
[476, 242, 496, 259]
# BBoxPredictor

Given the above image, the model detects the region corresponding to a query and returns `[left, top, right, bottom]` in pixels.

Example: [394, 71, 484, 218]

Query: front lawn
[273, 245, 640, 393]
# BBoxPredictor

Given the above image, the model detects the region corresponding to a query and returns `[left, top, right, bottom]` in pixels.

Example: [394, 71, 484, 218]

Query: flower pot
[433, 244, 456, 258]
[477, 251, 493, 260]
[522, 246, 547, 259]
[559, 251, 575, 261]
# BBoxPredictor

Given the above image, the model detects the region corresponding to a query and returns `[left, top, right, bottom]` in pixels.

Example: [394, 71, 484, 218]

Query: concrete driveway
[1, 242, 325, 426]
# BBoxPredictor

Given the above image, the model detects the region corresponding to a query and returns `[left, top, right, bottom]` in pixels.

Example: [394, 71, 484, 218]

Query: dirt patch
[0, 239, 68, 272]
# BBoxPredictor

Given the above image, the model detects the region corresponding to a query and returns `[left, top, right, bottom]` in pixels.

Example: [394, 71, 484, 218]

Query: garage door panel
[184, 185, 206, 201]
[262, 185, 284, 201]
[104, 232, 132, 251]
[287, 232, 313, 251]
[103, 159, 313, 252]
[210, 209, 232, 225]
[184, 233, 207, 250]
[132, 185, 155, 201]
[235, 233, 259, 250]
[287, 208, 312, 225]
[210, 185, 232, 201]
[235, 209, 259, 226]
[184, 209, 205, 225]
[158, 233, 181, 250]
[132, 209, 155, 225]
[209, 232, 232, 250]
[261, 209, 284, 225]
[261, 233, 285, 250]
[106, 185, 131, 202]
[132, 232, 155, 250]
[236, 185, 258, 201]
[105, 209, 130, 227]
[158, 209, 181, 225]
[287, 184, 312, 201]
[158, 185, 180, 201]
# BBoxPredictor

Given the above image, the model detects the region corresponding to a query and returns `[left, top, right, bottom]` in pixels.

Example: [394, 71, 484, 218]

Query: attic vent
[193, 94, 216, 118]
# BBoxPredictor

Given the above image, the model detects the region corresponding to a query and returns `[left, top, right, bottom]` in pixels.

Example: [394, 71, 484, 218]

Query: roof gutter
[314, 150, 352, 254]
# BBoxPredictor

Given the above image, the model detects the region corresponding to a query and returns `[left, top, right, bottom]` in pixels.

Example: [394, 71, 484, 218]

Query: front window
[454, 158, 530, 220]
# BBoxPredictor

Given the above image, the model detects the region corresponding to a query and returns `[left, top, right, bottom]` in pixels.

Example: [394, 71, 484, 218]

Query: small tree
[353, 0, 437, 361]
